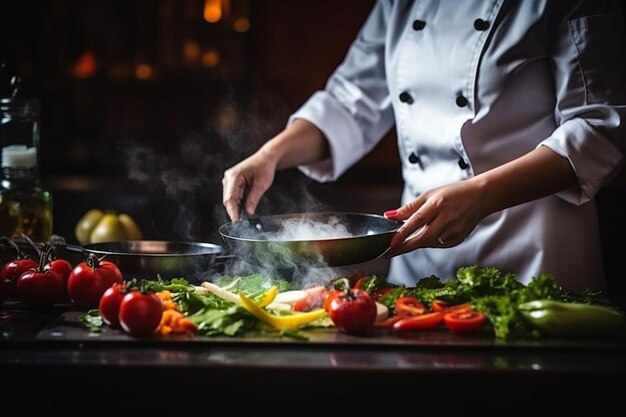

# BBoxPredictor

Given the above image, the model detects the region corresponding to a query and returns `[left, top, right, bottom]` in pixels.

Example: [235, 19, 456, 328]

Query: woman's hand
[222, 119, 330, 221]
[222, 149, 278, 221]
[384, 178, 489, 256]
[383, 146, 577, 257]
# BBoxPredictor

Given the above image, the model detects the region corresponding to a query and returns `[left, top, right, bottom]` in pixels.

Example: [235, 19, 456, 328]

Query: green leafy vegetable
[375, 265, 600, 339]
[79, 309, 103, 332]
[216, 274, 293, 294]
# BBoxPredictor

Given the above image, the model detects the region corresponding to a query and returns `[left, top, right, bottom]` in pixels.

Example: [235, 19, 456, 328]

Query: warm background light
[204, 0, 222, 23]
[135, 63, 153, 80]
[234, 17, 250, 32]
[201, 50, 221, 68]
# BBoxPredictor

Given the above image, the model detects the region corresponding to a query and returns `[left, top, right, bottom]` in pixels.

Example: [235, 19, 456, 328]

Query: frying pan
[63, 240, 233, 279]
[219, 212, 402, 268]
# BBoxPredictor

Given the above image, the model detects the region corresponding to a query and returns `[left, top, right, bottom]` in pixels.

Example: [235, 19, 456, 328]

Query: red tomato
[431, 300, 473, 315]
[372, 315, 403, 328]
[45, 259, 72, 285]
[395, 296, 426, 317]
[393, 312, 443, 331]
[16, 269, 65, 305]
[44, 259, 73, 299]
[99, 283, 127, 327]
[329, 288, 377, 334]
[323, 289, 340, 313]
[431, 299, 450, 313]
[2, 258, 37, 283]
[443, 311, 487, 333]
[292, 285, 327, 312]
[118, 291, 163, 337]
[67, 254, 123, 309]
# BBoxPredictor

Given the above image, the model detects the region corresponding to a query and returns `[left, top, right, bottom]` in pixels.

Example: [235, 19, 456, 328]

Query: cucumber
[518, 299, 626, 338]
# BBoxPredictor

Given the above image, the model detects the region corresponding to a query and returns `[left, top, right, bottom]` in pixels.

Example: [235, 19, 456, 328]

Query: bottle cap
[2, 145, 37, 168]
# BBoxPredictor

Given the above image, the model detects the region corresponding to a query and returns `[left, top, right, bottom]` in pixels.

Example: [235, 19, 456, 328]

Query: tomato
[432, 299, 474, 315]
[443, 311, 487, 333]
[393, 312, 443, 331]
[323, 289, 340, 313]
[2, 258, 37, 283]
[292, 285, 327, 312]
[118, 291, 163, 337]
[431, 299, 450, 313]
[67, 254, 123, 309]
[44, 258, 73, 299]
[99, 282, 127, 327]
[329, 288, 377, 334]
[372, 315, 404, 328]
[16, 268, 65, 306]
[395, 296, 426, 317]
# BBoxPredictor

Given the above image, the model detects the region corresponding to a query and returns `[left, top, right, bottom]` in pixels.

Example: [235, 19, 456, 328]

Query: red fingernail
[384, 209, 398, 218]
[390, 236, 400, 248]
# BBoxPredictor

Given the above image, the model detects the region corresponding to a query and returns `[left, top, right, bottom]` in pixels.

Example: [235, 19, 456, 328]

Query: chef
[222, 0, 626, 292]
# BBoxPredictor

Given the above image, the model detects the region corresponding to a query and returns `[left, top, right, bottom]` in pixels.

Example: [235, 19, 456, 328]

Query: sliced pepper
[256, 286, 278, 308]
[239, 293, 326, 330]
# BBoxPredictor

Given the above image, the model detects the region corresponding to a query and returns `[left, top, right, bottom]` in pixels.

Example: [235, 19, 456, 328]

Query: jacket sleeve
[539, 0, 626, 205]
[288, 0, 395, 182]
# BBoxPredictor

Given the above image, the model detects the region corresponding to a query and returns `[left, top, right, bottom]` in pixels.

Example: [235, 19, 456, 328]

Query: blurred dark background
[0, 0, 400, 244]
[0, 0, 624, 300]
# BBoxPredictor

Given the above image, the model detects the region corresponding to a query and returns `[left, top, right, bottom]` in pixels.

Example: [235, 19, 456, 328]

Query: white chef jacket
[289, 0, 626, 291]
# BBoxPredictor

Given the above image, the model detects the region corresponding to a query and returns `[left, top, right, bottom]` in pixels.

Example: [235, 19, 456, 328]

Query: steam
[255, 216, 351, 241]
[117, 86, 355, 287]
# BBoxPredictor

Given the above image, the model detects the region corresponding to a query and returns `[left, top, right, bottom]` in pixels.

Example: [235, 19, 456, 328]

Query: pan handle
[62, 243, 86, 253]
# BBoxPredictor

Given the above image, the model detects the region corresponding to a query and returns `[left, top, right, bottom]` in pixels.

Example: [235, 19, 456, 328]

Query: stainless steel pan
[219, 212, 402, 268]
[63, 240, 233, 279]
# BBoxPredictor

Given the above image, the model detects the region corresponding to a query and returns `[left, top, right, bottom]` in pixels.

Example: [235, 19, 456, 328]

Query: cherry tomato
[44, 259, 73, 299]
[292, 285, 328, 312]
[443, 311, 487, 333]
[118, 291, 163, 337]
[393, 312, 443, 331]
[2, 258, 37, 283]
[99, 282, 127, 327]
[329, 288, 377, 334]
[395, 296, 426, 317]
[67, 254, 123, 309]
[16, 269, 65, 306]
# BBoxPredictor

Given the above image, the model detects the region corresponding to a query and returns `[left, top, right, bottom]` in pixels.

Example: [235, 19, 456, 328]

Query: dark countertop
[1, 302, 625, 415]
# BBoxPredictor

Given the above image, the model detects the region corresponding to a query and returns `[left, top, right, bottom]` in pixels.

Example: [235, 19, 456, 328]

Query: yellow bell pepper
[257, 286, 277, 308]
[239, 293, 326, 330]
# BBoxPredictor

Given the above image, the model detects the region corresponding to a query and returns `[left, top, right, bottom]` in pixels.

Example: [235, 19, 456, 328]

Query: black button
[399, 92, 414, 104]
[408, 153, 419, 164]
[458, 157, 469, 169]
[412, 20, 426, 31]
[474, 18, 490, 31]
[455, 95, 468, 107]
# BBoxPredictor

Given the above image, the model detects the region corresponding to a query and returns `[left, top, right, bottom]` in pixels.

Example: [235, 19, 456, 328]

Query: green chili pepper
[518, 299, 626, 338]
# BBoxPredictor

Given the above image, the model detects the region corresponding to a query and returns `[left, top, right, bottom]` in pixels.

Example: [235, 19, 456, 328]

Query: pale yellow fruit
[75, 209, 104, 245]
[118, 213, 142, 240]
[89, 213, 128, 243]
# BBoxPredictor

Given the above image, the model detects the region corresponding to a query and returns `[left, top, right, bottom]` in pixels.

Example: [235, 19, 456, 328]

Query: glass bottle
[0, 97, 53, 242]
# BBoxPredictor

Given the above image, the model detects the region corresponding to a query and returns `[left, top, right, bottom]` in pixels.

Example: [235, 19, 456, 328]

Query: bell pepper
[518, 299, 626, 338]
[239, 293, 326, 330]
